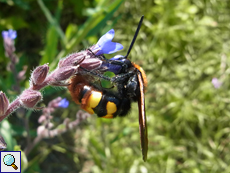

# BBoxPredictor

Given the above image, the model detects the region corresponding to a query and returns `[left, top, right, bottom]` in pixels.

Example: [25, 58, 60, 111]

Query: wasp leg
[79, 66, 111, 81]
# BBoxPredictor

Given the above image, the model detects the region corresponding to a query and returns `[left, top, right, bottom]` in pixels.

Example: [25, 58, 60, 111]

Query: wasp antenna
[124, 15, 144, 59]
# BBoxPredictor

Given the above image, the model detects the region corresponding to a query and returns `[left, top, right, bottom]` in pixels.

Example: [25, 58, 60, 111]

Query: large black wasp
[68, 16, 148, 161]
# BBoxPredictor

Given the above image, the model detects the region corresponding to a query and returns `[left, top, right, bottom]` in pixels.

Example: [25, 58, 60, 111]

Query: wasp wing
[137, 72, 148, 161]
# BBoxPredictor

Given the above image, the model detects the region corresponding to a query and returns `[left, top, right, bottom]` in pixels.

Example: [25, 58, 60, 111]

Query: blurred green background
[1, 0, 230, 172]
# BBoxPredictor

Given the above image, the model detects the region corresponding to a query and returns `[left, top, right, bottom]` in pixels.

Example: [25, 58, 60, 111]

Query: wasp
[68, 16, 148, 161]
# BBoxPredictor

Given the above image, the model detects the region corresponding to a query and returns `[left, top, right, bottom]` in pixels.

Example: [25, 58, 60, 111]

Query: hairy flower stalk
[0, 28, 123, 123]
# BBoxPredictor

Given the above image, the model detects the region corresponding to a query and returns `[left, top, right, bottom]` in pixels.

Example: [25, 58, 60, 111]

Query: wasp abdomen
[68, 75, 131, 118]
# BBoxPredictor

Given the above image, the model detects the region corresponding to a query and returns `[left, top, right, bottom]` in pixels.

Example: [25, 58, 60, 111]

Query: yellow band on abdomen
[85, 91, 102, 114]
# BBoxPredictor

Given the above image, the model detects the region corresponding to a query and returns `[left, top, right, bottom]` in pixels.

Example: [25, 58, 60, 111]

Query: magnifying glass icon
[3, 154, 18, 170]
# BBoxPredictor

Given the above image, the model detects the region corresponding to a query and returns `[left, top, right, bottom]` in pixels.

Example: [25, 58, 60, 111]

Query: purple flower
[92, 29, 123, 55]
[2, 29, 17, 57]
[2, 29, 17, 40]
[58, 98, 69, 108]
[212, 78, 222, 89]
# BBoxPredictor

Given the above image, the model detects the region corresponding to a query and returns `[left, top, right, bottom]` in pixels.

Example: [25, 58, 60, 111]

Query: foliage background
[1, 0, 230, 172]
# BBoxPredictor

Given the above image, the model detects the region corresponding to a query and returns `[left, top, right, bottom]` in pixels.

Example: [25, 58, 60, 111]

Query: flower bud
[31, 64, 49, 85]
[17, 65, 28, 81]
[38, 115, 46, 124]
[48, 97, 62, 108]
[37, 125, 46, 137]
[19, 89, 42, 108]
[58, 52, 85, 68]
[80, 58, 102, 71]
[38, 115, 52, 124]
[76, 110, 91, 120]
[0, 136, 7, 151]
[0, 91, 9, 116]
[51, 66, 78, 82]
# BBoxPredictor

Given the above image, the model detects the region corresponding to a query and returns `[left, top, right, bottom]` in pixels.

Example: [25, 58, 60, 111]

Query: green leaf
[65, 24, 78, 42]
[0, 17, 28, 29]
[39, 25, 58, 64]
[49, 0, 124, 70]
[0, 120, 16, 151]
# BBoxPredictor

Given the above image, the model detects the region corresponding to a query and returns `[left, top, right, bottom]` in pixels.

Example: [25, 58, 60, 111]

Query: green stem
[37, 0, 66, 44]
